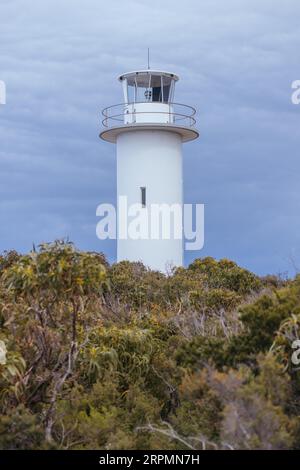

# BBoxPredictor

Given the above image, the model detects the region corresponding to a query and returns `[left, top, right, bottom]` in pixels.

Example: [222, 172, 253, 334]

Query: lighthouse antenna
[147, 48, 150, 69]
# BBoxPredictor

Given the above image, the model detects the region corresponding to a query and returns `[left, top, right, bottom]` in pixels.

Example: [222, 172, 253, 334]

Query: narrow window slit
[140, 187, 146, 207]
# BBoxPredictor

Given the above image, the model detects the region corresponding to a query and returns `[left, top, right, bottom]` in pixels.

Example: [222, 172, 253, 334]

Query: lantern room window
[120, 71, 177, 104]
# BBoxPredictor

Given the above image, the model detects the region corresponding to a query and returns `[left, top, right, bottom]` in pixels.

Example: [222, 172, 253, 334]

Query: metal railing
[101, 102, 196, 128]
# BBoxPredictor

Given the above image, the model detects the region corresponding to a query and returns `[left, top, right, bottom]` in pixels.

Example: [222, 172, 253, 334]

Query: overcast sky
[1, 0, 300, 275]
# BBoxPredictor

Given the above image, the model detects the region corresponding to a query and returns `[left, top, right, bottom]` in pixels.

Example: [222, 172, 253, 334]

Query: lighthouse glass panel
[162, 76, 173, 103]
[127, 84, 135, 104]
[150, 75, 162, 102]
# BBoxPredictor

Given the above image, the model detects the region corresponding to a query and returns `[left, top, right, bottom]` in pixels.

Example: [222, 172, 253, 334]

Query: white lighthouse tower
[100, 69, 198, 272]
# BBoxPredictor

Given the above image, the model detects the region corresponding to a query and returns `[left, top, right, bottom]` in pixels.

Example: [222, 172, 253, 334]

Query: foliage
[0, 240, 299, 449]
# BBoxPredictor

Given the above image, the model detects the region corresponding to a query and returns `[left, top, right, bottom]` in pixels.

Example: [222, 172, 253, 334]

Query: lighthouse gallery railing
[102, 102, 196, 128]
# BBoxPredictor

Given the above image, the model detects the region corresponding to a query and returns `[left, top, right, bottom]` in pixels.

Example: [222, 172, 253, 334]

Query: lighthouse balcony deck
[100, 102, 199, 143]
[101, 102, 196, 128]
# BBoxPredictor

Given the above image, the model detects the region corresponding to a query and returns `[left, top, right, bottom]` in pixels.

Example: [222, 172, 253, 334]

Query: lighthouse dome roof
[118, 70, 179, 86]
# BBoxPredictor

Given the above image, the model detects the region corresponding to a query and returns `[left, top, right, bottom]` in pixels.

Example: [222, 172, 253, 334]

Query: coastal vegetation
[0, 240, 299, 450]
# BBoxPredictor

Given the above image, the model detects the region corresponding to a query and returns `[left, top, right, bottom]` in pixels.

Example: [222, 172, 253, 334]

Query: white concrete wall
[117, 130, 183, 272]
[124, 103, 173, 124]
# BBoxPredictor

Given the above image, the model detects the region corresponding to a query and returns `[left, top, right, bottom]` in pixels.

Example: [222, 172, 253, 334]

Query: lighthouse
[100, 69, 198, 272]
